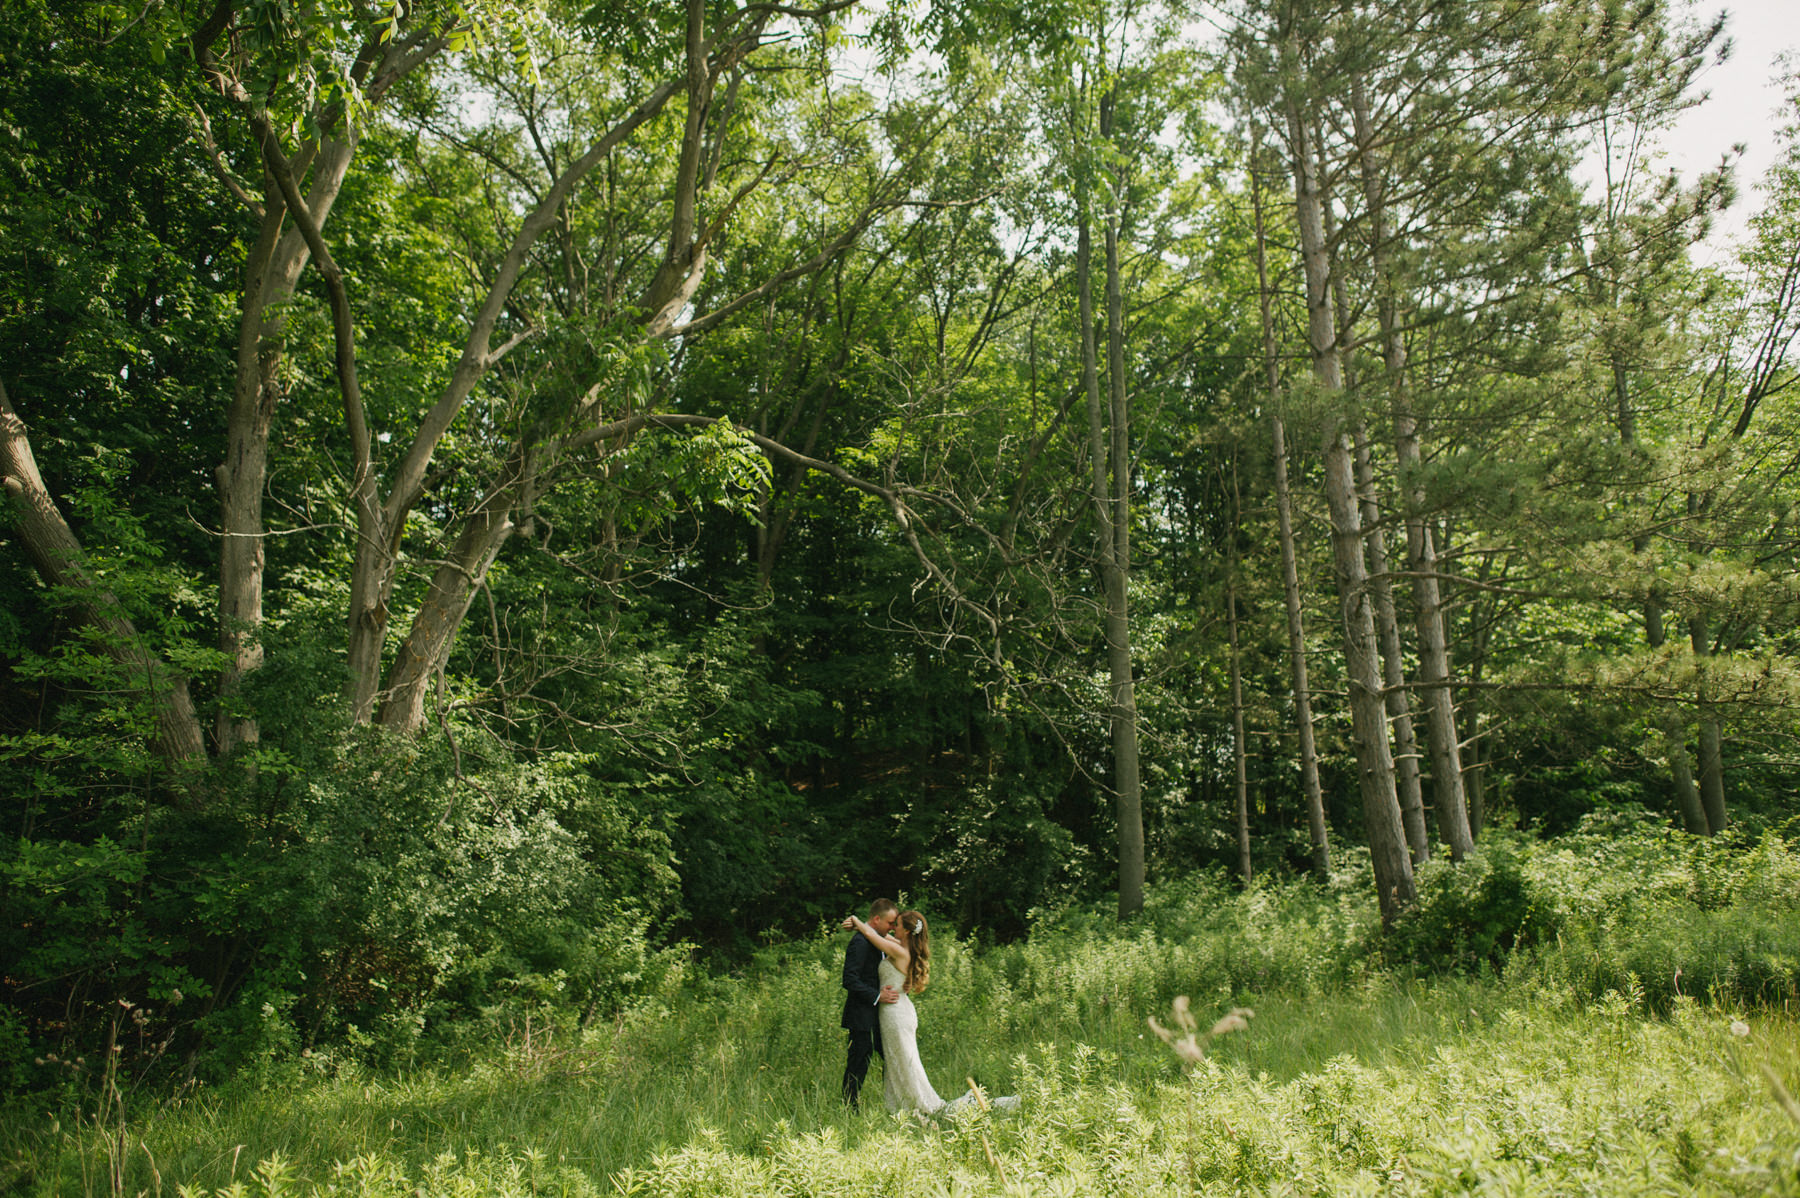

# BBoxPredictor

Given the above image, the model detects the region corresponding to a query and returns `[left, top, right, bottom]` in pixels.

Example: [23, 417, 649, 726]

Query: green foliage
[139, 1145, 610, 1198]
[0, 5, 235, 567]
[1007, 864, 1382, 1010]
[1376, 814, 1800, 1013]
[4, 0, 1800, 1155]
[5, 833, 1799, 1197]
[0, 676, 684, 1082]
[1508, 811, 1800, 1012]
[914, 776, 1088, 941]
[1384, 836, 1547, 973]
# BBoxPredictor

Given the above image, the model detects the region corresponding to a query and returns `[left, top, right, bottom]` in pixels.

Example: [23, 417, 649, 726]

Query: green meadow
[6, 826, 1798, 1196]
[7, 1, 1800, 1192]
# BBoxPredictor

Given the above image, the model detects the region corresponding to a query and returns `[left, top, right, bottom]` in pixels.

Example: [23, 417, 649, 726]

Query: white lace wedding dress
[878, 959, 1018, 1117]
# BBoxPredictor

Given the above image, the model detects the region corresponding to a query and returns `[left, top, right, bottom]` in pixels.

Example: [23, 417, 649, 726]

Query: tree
[1224, 0, 1418, 917]
[1249, 123, 1329, 874]
[1274, 14, 1416, 922]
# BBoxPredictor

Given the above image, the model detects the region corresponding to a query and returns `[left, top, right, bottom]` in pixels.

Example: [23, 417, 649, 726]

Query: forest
[2, 0, 1798, 1192]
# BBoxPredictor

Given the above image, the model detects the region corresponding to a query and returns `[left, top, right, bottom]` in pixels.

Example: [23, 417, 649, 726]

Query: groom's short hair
[869, 898, 898, 919]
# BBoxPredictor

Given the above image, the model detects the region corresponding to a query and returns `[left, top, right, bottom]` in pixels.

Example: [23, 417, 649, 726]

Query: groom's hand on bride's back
[879, 986, 900, 1004]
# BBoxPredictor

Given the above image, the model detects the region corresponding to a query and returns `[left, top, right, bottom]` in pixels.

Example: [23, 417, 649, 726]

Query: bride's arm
[842, 915, 910, 969]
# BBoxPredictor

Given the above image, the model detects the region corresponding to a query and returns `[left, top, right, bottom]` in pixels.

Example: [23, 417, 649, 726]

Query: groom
[841, 897, 901, 1108]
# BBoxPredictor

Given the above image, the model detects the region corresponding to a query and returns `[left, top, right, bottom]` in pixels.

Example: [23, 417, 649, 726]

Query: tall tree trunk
[1642, 595, 1708, 833]
[1076, 75, 1144, 918]
[1284, 83, 1413, 922]
[1272, 410, 1330, 874]
[1689, 612, 1728, 834]
[215, 194, 288, 757]
[216, 135, 358, 753]
[1102, 97, 1144, 919]
[1, 381, 207, 774]
[1251, 131, 1329, 875]
[1312, 109, 1430, 864]
[1323, 430, 1414, 923]
[1455, 526, 1495, 839]
[1403, 487, 1474, 858]
[376, 452, 531, 731]
[1227, 455, 1252, 886]
[1312, 118, 1429, 866]
[1348, 76, 1474, 860]
[1353, 429, 1430, 863]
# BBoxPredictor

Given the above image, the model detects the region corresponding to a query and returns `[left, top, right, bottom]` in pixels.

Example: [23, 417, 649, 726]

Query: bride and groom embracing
[838, 897, 1018, 1118]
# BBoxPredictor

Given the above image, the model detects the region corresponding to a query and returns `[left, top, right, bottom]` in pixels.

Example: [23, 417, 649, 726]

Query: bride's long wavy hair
[898, 910, 930, 992]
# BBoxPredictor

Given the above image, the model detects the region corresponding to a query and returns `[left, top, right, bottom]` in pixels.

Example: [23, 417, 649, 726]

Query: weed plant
[3, 820, 1798, 1195]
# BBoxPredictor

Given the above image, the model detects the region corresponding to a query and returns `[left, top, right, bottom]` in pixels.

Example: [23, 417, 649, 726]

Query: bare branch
[250, 112, 372, 498]
[381, 69, 693, 529]
[189, 101, 264, 217]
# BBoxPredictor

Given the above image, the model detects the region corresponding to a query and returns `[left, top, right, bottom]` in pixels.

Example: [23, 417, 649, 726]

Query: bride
[840, 908, 1017, 1118]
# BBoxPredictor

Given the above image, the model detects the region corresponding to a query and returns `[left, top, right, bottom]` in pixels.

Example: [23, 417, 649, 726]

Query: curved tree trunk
[337, 63, 695, 723]
[1, 381, 207, 774]
[216, 135, 359, 755]
[377, 465, 526, 732]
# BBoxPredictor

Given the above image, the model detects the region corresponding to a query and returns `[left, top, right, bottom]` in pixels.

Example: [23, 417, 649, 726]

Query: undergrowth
[2, 816, 1797, 1195]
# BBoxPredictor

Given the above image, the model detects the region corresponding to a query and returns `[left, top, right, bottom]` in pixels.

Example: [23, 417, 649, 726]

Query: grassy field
[5, 840, 1800, 1196]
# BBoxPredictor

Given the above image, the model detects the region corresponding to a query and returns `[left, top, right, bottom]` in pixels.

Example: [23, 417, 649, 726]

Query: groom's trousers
[841, 1025, 883, 1107]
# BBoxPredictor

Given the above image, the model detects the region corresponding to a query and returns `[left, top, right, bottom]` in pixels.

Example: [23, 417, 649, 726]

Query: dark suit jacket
[840, 932, 883, 1031]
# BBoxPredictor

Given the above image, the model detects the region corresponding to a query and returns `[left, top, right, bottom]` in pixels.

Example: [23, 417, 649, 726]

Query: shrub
[1384, 836, 1547, 973]
[1508, 811, 1800, 1011]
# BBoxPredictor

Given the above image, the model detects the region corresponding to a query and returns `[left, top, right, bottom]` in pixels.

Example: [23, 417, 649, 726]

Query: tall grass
[4, 822, 1798, 1195]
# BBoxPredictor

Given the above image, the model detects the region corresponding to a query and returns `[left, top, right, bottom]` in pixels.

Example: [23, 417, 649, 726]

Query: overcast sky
[1665, 0, 1798, 260]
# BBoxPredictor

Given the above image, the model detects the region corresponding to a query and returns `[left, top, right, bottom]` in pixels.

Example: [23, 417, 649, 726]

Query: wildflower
[1211, 1008, 1255, 1037]
[1730, 1019, 1750, 1037]
[1147, 1017, 1207, 1065]
[1150, 998, 1252, 1067]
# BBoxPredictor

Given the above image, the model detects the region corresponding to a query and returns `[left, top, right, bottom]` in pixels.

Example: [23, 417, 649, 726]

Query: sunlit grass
[5, 856, 1799, 1196]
